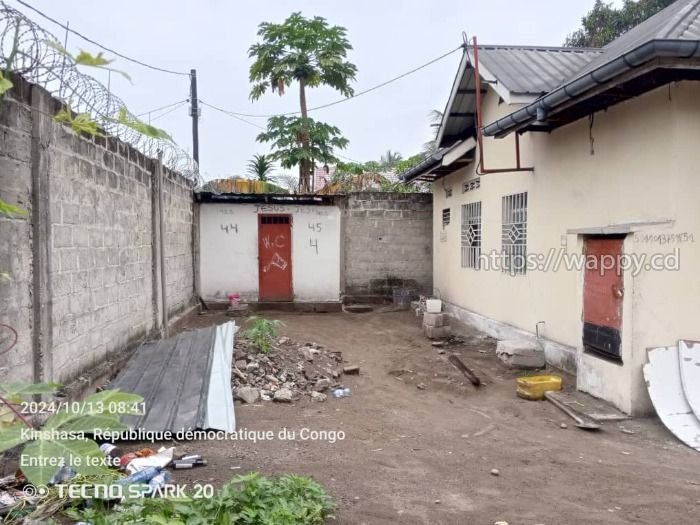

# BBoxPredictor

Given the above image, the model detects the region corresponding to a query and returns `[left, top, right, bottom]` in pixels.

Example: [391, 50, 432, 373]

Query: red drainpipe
[472, 36, 534, 175]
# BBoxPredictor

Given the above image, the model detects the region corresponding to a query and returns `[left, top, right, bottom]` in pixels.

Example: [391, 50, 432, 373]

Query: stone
[495, 339, 545, 369]
[423, 312, 447, 328]
[417, 383, 427, 390]
[273, 388, 294, 402]
[235, 386, 260, 404]
[343, 365, 360, 375]
[423, 324, 451, 339]
[314, 378, 331, 392]
[278, 337, 290, 344]
[310, 391, 327, 402]
[235, 360, 248, 370]
[490, 468, 500, 476]
[301, 347, 314, 362]
[560, 423, 568, 429]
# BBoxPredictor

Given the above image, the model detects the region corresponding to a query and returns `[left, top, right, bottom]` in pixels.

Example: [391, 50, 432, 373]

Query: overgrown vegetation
[64, 473, 335, 525]
[244, 317, 285, 353]
[0, 386, 144, 485]
[565, 0, 675, 47]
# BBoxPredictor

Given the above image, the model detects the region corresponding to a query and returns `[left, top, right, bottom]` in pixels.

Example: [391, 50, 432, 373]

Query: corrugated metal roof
[478, 46, 602, 95]
[484, 0, 700, 137]
[111, 322, 237, 434]
[574, 0, 700, 79]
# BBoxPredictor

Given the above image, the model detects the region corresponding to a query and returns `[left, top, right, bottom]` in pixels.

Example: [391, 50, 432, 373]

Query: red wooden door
[582, 237, 624, 360]
[258, 215, 292, 302]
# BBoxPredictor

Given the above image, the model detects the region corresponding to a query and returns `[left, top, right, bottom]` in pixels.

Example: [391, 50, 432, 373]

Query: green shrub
[244, 317, 284, 353]
[65, 473, 335, 525]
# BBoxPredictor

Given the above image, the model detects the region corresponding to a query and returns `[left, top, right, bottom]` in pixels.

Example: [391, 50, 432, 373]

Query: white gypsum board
[644, 345, 700, 451]
[678, 340, 700, 421]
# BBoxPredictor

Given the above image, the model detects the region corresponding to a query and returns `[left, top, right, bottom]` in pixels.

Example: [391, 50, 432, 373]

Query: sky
[15, 0, 609, 180]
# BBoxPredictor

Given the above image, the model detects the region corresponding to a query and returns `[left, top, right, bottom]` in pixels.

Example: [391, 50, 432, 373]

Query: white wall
[199, 203, 341, 302]
[434, 82, 700, 415]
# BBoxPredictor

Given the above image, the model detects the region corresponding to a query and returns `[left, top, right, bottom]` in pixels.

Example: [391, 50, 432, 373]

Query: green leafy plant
[54, 105, 104, 137]
[0, 199, 27, 217]
[0, 387, 144, 485]
[247, 153, 275, 182]
[65, 473, 335, 525]
[244, 317, 284, 353]
[116, 106, 172, 141]
[257, 116, 348, 171]
[249, 12, 357, 192]
[44, 40, 132, 82]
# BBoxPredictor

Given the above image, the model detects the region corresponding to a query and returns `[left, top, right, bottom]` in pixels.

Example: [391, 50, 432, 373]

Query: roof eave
[483, 39, 700, 137]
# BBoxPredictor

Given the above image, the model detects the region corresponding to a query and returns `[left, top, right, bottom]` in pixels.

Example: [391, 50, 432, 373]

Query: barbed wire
[0, 2, 198, 181]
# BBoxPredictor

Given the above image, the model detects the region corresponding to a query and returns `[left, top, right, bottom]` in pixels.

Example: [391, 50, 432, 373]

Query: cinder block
[424, 324, 451, 339]
[496, 339, 545, 369]
[422, 312, 447, 327]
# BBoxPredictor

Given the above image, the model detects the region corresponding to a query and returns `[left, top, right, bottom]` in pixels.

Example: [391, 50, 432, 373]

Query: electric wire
[14, 0, 190, 76]
[136, 98, 189, 118]
[205, 44, 464, 118]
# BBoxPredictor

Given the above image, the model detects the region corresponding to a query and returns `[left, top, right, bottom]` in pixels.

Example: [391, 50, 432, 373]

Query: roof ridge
[478, 44, 602, 52]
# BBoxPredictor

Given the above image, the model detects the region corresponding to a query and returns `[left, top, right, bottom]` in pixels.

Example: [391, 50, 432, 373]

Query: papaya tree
[248, 12, 357, 192]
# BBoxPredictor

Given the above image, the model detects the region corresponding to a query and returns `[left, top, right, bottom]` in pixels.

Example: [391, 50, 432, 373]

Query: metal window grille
[260, 215, 290, 224]
[442, 208, 451, 228]
[461, 202, 481, 268]
[501, 192, 528, 274]
[463, 178, 481, 193]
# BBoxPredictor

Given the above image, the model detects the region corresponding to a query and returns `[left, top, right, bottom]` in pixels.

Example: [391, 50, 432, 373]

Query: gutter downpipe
[473, 36, 534, 175]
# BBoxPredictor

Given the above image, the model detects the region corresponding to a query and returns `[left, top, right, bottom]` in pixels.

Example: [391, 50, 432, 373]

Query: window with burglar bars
[501, 192, 528, 274]
[461, 202, 481, 268]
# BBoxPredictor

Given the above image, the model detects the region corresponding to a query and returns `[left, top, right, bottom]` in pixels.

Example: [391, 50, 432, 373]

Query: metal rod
[472, 36, 534, 175]
[157, 151, 169, 339]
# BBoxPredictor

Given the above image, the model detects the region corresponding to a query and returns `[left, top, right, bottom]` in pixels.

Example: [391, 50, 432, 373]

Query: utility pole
[189, 69, 200, 170]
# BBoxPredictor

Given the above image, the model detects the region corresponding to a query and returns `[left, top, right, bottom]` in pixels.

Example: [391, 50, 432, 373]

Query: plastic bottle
[100, 443, 124, 468]
[147, 470, 172, 496]
[332, 387, 351, 399]
[116, 466, 161, 485]
[48, 465, 76, 485]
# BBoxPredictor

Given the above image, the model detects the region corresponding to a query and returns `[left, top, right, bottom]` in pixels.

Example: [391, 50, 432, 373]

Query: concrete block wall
[162, 169, 195, 316]
[343, 192, 432, 298]
[0, 88, 34, 382]
[0, 76, 196, 385]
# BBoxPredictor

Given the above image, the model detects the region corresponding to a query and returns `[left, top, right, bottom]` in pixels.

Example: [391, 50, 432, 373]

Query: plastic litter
[332, 387, 351, 399]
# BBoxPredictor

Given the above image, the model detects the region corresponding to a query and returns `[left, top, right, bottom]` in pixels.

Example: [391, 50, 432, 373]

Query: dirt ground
[170, 309, 700, 525]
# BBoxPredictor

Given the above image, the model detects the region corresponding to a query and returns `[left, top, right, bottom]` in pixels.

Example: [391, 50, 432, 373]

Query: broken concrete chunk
[310, 391, 327, 402]
[496, 339, 545, 369]
[314, 378, 331, 392]
[343, 365, 360, 375]
[423, 312, 447, 328]
[424, 324, 451, 339]
[273, 387, 294, 402]
[235, 386, 260, 404]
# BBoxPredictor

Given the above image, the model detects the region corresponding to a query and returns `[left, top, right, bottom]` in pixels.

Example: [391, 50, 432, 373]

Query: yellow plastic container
[516, 375, 562, 400]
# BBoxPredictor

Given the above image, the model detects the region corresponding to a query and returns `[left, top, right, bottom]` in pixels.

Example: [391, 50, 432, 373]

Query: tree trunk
[299, 79, 312, 193]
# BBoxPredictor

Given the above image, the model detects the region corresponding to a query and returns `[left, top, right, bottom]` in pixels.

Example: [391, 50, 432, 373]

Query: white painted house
[402, 0, 700, 415]
[197, 194, 342, 305]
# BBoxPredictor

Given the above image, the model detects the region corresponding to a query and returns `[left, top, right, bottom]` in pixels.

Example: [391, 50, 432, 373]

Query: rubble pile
[232, 336, 345, 403]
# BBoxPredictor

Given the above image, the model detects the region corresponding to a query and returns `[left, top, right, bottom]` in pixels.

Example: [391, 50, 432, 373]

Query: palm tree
[247, 154, 275, 181]
[249, 13, 357, 192]
[423, 109, 444, 154]
[379, 150, 402, 170]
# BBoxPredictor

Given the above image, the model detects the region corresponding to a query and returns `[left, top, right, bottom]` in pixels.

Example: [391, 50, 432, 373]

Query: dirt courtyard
[172, 309, 700, 525]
